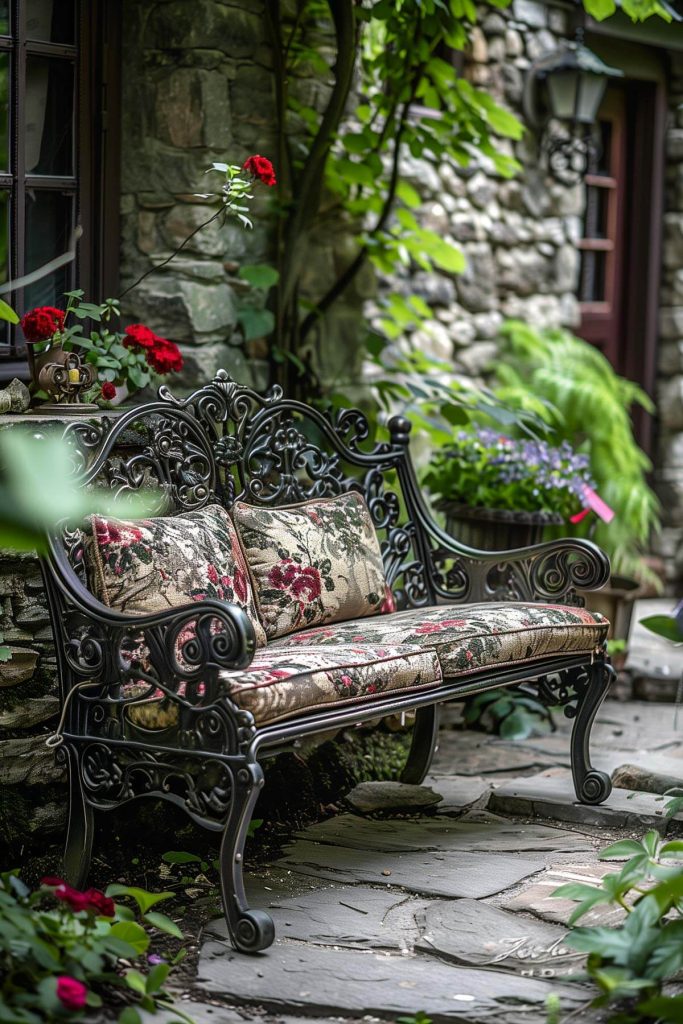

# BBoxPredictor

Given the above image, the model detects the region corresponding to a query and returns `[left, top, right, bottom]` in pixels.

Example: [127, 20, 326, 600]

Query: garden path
[141, 689, 683, 1024]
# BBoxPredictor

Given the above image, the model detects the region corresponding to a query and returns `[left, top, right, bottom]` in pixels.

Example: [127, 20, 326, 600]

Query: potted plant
[423, 427, 594, 550]
[20, 292, 184, 407]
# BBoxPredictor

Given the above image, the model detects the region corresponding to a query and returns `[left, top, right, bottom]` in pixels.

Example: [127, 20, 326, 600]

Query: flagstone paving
[175, 698, 682, 1024]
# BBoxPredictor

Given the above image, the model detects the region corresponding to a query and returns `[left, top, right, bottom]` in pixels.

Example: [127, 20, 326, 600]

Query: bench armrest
[44, 535, 257, 699]
[392, 441, 611, 607]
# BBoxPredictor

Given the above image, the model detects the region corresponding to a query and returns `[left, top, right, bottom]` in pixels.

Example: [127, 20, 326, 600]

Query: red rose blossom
[82, 887, 116, 917]
[146, 339, 183, 375]
[123, 323, 157, 350]
[56, 976, 88, 1012]
[242, 154, 277, 187]
[20, 306, 65, 343]
[101, 381, 117, 401]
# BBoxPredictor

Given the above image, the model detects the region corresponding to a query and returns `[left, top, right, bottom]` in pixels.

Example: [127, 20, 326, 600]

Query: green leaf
[118, 1008, 143, 1024]
[146, 962, 172, 993]
[106, 884, 175, 915]
[237, 308, 275, 341]
[599, 839, 650, 860]
[109, 920, 151, 955]
[124, 969, 147, 995]
[638, 995, 683, 1022]
[583, 0, 617, 19]
[143, 911, 183, 938]
[0, 298, 19, 324]
[238, 264, 280, 290]
[161, 851, 203, 865]
[640, 614, 683, 643]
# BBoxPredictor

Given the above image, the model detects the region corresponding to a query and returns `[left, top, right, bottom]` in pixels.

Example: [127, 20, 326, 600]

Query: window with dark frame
[0, 0, 121, 380]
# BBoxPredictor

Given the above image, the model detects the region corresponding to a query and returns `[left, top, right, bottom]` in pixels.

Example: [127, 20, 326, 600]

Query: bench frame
[41, 372, 613, 953]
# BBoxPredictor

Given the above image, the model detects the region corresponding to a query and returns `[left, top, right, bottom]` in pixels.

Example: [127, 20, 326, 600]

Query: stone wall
[369, 0, 581, 383]
[656, 53, 683, 586]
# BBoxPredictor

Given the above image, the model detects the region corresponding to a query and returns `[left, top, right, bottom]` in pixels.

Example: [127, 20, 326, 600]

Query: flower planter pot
[437, 501, 563, 552]
[580, 573, 640, 641]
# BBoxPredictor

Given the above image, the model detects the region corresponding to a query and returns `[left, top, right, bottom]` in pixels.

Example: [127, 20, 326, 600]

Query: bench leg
[219, 760, 274, 954]
[62, 744, 94, 888]
[570, 659, 614, 805]
[401, 704, 440, 784]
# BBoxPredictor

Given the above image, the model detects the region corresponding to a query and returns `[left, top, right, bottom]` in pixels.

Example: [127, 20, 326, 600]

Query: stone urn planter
[437, 501, 564, 551]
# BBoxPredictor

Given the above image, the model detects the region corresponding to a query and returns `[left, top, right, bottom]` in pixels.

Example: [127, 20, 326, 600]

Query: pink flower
[340, 674, 353, 688]
[207, 564, 219, 585]
[415, 622, 443, 634]
[56, 977, 88, 1011]
[234, 566, 248, 603]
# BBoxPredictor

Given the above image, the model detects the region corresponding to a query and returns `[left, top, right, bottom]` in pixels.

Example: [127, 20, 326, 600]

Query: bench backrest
[57, 371, 438, 610]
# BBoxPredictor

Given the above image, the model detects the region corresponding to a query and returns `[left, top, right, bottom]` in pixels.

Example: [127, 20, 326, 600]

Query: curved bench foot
[571, 660, 614, 805]
[219, 760, 274, 954]
[62, 744, 94, 888]
[401, 704, 440, 785]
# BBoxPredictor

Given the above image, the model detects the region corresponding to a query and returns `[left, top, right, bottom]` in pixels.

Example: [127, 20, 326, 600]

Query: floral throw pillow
[232, 492, 395, 640]
[84, 504, 267, 647]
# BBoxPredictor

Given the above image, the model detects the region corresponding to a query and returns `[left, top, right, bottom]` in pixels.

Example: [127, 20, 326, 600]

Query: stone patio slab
[295, 812, 594, 854]
[278, 840, 545, 898]
[424, 774, 492, 813]
[487, 767, 676, 828]
[431, 730, 559, 775]
[196, 940, 595, 1023]
[502, 862, 624, 927]
[415, 898, 583, 977]
[208, 883, 425, 951]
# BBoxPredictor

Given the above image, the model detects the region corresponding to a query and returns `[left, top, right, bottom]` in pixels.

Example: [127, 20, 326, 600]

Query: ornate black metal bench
[41, 372, 613, 954]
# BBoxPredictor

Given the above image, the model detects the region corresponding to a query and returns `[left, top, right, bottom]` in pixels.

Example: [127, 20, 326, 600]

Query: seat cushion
[84, 504, 266, 647]
[219, 643, 442, 725]
[126, 642, 442, 730]
[232, 492, 394, 641]
[269, 602, 609, 678]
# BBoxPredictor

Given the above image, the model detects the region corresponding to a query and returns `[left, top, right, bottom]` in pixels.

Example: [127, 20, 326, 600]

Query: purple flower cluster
[428, 428, 595, 518]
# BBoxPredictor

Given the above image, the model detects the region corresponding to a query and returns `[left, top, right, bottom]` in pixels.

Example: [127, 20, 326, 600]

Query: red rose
[234, 566, 248, 604]
[123, 323, 157, 350]
[82, 887, 116, 917]
[20, 306, 65, 343]
[242, 154, 277, 187]
[101, 381, 117, 401]
[50, 881, 90, 912]
[56, 976, 88, 1011]
[146, 339, 183, 374]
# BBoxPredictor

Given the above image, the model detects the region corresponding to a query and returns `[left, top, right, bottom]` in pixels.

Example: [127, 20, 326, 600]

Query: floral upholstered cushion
[270, 602, 609, 678]
[232, 492, 394, 640]
[125, 642, 441, 730]
[84, 504, 267, 647]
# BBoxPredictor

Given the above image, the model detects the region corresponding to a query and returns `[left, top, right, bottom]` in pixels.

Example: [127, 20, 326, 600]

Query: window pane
[0, 2, 9, 36]
[584, 186, 609, 241]
[0, 52, 8, 172]
[0, 191, 9, 349]
[24, 190, 73, 309]
[579, 251, 606, 304]
[26, 57, 74, 175]
[27, 0, 74, 44]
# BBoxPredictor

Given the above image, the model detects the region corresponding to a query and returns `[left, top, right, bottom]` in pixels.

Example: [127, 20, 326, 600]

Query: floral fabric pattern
[221, 642, 441, 725]
[270, 602, 609, 678]
[232, 492, 394, 640]
[84, 504, 266, 646]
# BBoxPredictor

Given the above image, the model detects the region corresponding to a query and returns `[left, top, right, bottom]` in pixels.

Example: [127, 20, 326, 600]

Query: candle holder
[27, 341, 98, 415]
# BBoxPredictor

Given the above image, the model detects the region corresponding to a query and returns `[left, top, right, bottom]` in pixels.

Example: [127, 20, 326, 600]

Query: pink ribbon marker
[577, 485, 615, 524]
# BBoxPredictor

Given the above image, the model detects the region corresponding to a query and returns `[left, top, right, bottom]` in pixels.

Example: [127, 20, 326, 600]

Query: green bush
[494, 321, 661, 587]
[0, 872, 190, 1024]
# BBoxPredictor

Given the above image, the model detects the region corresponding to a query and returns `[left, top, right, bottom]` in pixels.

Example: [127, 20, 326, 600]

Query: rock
[512, 0, 547, 26]
[611, 763, 683, 795]
[153, 68, 230, 149]
[0, 696, 58, 729]
[506, 28, 524, 57]
[467, 172, 497, 210]
[482, 12, 507, 35]
[487, 767, 680, 829]
[411, 270, 457, 308]
[345, 781, 443, 816]
[660, 308, 683, 339]
[196, 937, 593, 1022]
[455, 341, 498, 376]
[526, 29, 557, 62]
[503, 862, 624, 926]
[415, 898, 583, 977]
[0, 646, 39, 687]
[124, 272, 237, 344]
[456, 243, 497, 311]
[425, 774, 491, 813]
[0, 736, 64, 787]
[278, 838, 545, 899]
[0, 379, 31, 414]
[208, 881, 422, 951]
[295, 811, 593, 855]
